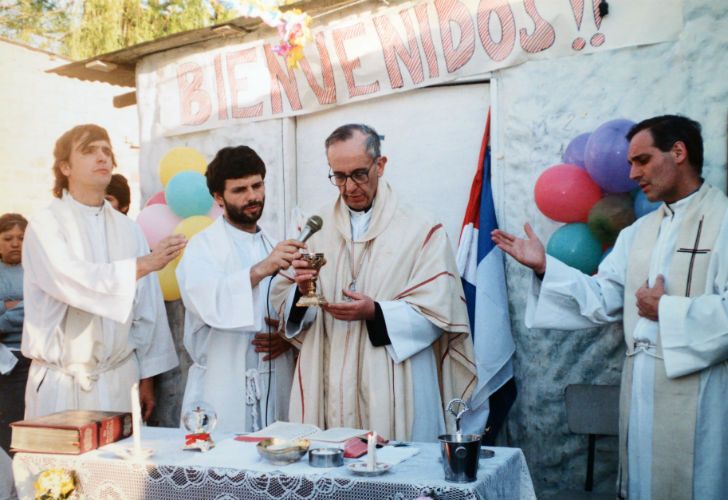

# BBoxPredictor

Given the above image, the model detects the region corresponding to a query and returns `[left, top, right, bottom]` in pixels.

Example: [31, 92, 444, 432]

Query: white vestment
[284, 207, 450, 440]
[21, 193, 178, 418]
[274, 182, 482, 442]
[177, 217, 295, 433]
[527, 185, 728, 500]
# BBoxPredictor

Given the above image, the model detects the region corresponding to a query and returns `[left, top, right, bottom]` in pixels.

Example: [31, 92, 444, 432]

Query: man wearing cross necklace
[492, 115, 728, 500]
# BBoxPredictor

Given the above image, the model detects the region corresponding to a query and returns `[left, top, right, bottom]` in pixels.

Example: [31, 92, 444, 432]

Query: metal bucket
[438, 433, 481, 483]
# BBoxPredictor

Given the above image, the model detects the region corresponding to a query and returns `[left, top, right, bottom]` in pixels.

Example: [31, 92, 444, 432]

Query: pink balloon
[145, 190, 167, 207]
[535, 164, 602, 223]
[207, 203, 224, 219]
[136, 204, 182, 248]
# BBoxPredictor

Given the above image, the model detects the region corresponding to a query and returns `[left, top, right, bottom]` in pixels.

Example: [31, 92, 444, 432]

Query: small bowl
[309, 447, 344, 467]
[256, 438, 310, 465]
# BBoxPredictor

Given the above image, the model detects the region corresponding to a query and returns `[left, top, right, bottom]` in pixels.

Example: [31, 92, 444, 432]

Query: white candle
[130, 383, 142, 456]
[367, 431, 377, 471]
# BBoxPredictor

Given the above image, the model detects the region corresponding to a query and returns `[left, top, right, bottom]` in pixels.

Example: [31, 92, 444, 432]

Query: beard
[223, 197, 265, 226]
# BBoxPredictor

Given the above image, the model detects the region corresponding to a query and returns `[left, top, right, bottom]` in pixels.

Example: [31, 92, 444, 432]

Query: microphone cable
[261, 232, 275, 428]
[264, 275, 274, 427]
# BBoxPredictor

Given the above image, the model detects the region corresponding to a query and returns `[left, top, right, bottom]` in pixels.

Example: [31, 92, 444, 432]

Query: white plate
[111, 446, 155, 461]
[346, 461, 391, 476]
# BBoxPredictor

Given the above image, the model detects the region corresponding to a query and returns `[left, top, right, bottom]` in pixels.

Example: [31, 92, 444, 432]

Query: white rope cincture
[245, 368, 262, 431]
[626, 340, 663, 360]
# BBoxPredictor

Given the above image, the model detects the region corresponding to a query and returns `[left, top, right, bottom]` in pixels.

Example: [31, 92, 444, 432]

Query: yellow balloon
[159, 147, 207, 186]
[157, 260, 181, 301]
[159, 215, 213, 301]
[173, 215, 214, 239]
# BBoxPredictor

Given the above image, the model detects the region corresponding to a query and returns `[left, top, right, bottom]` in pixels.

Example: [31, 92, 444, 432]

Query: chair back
[565, 384, 619, 437]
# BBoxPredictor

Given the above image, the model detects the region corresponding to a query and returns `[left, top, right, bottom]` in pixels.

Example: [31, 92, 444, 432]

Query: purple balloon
[585, 119, 637, 193]
[563, 132, 591, 168]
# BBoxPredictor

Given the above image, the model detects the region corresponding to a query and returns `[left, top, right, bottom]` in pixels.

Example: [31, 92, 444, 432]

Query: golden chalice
[296, 253, 327, 307]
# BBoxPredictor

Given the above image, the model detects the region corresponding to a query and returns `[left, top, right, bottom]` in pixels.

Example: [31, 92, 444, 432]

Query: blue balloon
[562, 132, 591, 169]
[165, 171, 213, 218]
[633, 189, 662, 218]
[585, 119, 637, 193]
[546, 223, 603, 275]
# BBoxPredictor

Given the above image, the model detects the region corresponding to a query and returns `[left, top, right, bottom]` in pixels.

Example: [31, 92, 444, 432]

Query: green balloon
[547, 223, 603, 275]
[588, 194, 635, 246]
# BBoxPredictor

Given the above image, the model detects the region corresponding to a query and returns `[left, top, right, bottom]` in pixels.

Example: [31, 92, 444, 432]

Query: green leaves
[0, 0, 236, 59]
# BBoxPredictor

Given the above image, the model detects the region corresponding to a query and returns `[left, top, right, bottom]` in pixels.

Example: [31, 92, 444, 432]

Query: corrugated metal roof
[47, 0, 366, 88]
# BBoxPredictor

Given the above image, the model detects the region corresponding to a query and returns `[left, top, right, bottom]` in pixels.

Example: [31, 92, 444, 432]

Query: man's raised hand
[491, 223, 547, 275]
[137, 234, 187, 279]
[251, 239, 305, 287]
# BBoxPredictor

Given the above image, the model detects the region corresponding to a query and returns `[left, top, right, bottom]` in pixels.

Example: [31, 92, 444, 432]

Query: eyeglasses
[328, 157, 378, 186]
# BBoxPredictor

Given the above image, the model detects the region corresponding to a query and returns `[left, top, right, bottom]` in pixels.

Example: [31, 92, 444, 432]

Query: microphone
[269, 216, 324, 279]
[297, 215, 323, 243]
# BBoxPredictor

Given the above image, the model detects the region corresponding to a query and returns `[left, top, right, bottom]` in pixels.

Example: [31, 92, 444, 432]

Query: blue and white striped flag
[456, 112, 516, 434]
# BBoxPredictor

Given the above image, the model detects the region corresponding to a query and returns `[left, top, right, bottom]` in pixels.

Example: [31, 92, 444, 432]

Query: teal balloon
[546, 223, 602, 275]
[165, 171, 213, 218]
[634, 189, 662, 218]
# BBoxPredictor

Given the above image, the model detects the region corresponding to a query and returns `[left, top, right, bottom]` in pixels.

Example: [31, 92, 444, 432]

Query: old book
[95, 411, 133, 446]
[10, 410, 132, 455]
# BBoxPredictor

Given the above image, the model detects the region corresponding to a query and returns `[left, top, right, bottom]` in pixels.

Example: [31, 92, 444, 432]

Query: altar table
[13, 427, 536, 500]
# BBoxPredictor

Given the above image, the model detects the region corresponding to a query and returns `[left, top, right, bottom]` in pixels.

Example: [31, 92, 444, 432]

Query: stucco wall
[491, 0, 727, 495]
[0, 40, 140, 219]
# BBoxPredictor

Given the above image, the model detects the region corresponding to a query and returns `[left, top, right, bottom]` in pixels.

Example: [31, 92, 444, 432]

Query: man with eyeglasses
[272, 124, 482, 442]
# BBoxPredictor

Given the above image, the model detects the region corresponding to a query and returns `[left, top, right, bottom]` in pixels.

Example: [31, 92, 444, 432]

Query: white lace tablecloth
[13, 427, 536, 500]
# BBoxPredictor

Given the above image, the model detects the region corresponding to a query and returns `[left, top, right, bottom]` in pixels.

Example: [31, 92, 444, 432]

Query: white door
[293, 83, 490, 251]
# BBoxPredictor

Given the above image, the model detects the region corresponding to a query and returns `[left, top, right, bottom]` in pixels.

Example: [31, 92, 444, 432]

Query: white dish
[346, 461, 391, 476]
[111, 446, 155, 461]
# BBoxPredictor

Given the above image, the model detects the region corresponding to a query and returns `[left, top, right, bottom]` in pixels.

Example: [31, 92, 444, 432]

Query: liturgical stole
[621, 183, 727, 499]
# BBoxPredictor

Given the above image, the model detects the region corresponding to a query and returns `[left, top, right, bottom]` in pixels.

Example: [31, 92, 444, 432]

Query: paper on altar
[374, 445, 420, 466]
[244, 421, 367, 443]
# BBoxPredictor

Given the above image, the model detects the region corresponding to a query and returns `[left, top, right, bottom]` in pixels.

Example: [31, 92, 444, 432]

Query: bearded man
[177, 146, 302, 432]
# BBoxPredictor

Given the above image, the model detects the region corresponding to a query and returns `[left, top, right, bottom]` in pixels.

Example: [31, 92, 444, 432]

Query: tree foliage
[0, 1, 70, 50]
[0, 0, 236, 59]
